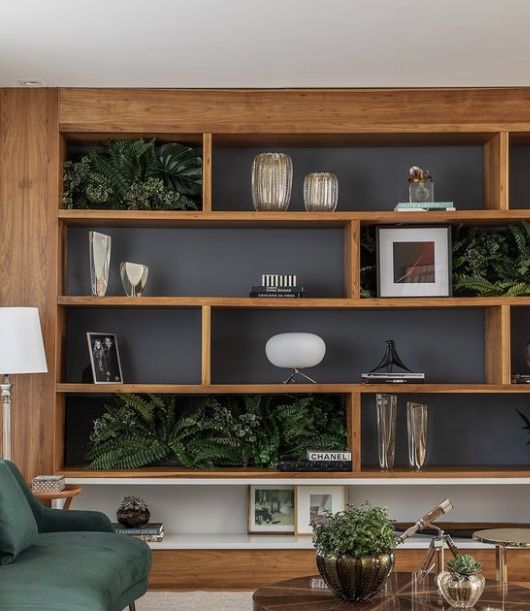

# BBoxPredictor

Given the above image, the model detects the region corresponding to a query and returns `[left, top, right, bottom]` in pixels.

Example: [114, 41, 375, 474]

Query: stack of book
[250, 274, 305, 298]
[394, 202, 456, 212]
[279, 451, 352, 471]
[113, 522, 165, 542]
[361, 371, 425, 384]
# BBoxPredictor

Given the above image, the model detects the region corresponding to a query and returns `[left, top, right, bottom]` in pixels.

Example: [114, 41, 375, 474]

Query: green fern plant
[86, 393, 347, 471]
[63, 139, 201, 210]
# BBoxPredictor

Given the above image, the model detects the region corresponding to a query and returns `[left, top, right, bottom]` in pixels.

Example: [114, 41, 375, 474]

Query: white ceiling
[1, 0, 530, 88]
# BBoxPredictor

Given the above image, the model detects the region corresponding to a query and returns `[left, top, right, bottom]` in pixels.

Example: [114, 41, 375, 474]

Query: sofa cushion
[0, 531, 151, 611]
[0, 461, 38, 565]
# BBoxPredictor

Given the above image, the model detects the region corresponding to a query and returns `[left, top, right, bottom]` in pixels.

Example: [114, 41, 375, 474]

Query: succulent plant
[118, 496, 148, 512]
[446, 554, 482, 576]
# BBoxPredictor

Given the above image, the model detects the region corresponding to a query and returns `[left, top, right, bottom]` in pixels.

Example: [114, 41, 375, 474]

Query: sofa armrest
[38, 508, 114, 533]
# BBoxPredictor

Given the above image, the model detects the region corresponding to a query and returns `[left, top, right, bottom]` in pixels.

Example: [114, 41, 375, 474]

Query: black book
[278, 460, 352, 472]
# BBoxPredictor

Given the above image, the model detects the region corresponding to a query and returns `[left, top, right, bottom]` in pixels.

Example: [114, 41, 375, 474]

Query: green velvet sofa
[0, 460, 151, 611]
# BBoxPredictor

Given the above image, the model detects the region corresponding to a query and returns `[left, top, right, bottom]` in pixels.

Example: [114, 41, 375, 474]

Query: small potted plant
[116, 496, 151, 528]
[312, 503, 396, 602]
[437, 554, 485, 609]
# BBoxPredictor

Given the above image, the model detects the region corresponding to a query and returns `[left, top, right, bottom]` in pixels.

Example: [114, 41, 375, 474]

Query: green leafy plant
[446, 554, 482, 576]
[63, 139, 201, 210]
[118, 496, 148, 512]
[86, 393, 347, 470]
[313, 502, 396, 558]
[361, 222, 530, 297]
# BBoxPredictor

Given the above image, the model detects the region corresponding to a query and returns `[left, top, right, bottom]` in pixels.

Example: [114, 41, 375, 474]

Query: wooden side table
[33, 485, 82, 510]
[473, 528, 530, 583]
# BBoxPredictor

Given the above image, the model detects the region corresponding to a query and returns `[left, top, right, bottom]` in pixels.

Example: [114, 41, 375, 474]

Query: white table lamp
[0, 307, 48, 460]
[265, 332, 326, 383]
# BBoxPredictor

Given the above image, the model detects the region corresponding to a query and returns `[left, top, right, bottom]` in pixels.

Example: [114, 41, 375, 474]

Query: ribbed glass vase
[251, 153, 293, 211]
[303, 172, 338, 211]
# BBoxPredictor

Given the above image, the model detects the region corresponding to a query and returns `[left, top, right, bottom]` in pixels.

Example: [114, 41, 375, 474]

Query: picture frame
[248, 485, 295, 534]
[376, 225, 452, 297]
[86, 332, 123, 384]
[295, 485, 347, 535]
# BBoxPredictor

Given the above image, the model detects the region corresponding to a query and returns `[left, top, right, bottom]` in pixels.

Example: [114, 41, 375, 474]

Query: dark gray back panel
[361, 394, 530, 467]
[67, 227, 344, 298]
[213, 146, 484, 211]
[65, 308, 201, 384]
[511, 307, 530, 374]
[510, 145, 530, 209]
[211, 309, 485, 384]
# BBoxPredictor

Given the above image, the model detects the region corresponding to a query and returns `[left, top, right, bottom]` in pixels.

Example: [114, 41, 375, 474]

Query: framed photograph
[86, 332, 123, 384]
[295, 485, 346, 535]
[376, 225, 452, 297]
[248, 485, 295, 534]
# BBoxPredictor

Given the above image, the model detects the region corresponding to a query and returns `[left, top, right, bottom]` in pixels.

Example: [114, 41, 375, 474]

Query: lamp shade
[0, 308, 48, 374]
[265, 332, 326, 369]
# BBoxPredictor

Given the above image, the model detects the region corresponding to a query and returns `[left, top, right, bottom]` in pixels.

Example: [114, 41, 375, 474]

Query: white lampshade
[0, 307, 48, 374]
[265, 332, 326, 369]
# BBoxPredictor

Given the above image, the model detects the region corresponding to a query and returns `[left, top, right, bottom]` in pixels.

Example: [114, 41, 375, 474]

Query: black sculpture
[369, 339, 412, 374]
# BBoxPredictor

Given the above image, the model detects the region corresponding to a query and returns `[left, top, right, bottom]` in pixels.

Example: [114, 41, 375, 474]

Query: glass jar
[303, 172, 338, 212]
[251, 153, 293, 211]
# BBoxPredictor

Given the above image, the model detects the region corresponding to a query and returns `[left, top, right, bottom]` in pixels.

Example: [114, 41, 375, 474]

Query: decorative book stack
[279, 450, 352, 472]
[112, 522, 165, 542]
[395, 202, 456, 212]
[250, 274, 305, 298]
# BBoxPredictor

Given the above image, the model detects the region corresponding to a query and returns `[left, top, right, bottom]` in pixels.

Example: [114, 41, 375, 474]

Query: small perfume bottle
[408, 166, 434, 203]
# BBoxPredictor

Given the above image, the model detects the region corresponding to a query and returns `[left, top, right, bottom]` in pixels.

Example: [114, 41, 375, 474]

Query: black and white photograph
[295, 486, 346, 535]
[377, 226, 451, 297]
[86, 332, 123, 384]
[248, 485, 295, 534]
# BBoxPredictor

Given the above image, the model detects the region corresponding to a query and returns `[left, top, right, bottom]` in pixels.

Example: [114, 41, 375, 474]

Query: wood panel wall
[0, 88, 59, 479]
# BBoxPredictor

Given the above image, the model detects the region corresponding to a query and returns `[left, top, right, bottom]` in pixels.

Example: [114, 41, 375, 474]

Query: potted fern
[312, 503, 396, 602]
[437, 554, 485, 608]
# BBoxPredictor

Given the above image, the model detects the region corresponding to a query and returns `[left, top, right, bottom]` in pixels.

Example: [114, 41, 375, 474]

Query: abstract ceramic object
[303, 172, 338, 211]
[252, 153, 293, 211]
[120, 262, 149, 297]
[407, 402, 428, 470]
[316, 552, 394, 602]
[89, 231, 111, 297]
[265, 332, 326, 383]
[376, 394, 397, 470]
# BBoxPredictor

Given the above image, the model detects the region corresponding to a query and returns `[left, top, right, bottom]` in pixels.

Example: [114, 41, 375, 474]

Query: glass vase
[376, 394, 397, 470]
[303, 172, 338, 211]
[120, 262, 149, 297]
[251, 153, 292, 211]
[409, 181, 434, 204]
[407, 402, 428, 470]
[89, 231, 111, 297]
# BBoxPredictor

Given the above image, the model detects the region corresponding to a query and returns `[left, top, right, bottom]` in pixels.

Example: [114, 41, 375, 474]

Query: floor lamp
[0, 307, 48, 460]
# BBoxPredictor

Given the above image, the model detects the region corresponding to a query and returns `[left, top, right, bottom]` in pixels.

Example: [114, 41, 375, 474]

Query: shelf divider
[485, 305, 511, 384]
[484, 132, 509, 210]
[202, 133, 212, 212]
[201, 305, 212, 384]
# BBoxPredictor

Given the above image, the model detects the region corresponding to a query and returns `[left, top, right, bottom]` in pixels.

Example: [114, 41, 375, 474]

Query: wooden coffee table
[253, 572, 530, 611]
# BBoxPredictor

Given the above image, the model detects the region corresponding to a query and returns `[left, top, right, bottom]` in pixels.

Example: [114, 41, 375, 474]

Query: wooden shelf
[56, 383, 530, 394]
[59, 465, 530, 480]
[57, 209, 530, 227]
[57, 295, 530, 308]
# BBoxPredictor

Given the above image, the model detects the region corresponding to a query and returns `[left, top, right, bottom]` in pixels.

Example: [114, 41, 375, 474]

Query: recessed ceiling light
[18, 79, 45, 87]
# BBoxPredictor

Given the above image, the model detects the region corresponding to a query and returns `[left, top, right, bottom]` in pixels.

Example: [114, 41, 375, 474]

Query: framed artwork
[295, 485, 346, 535]
[376, 225, 452, 297]
[86, 332, 123, 384]
[248, 485, 295, 534]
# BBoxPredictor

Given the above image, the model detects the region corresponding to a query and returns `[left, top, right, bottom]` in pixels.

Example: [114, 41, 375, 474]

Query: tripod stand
[416, 521, 460, 577]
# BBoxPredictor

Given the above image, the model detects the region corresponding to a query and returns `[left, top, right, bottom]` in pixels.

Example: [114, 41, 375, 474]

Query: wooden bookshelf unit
[7, 87, 530, 587]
